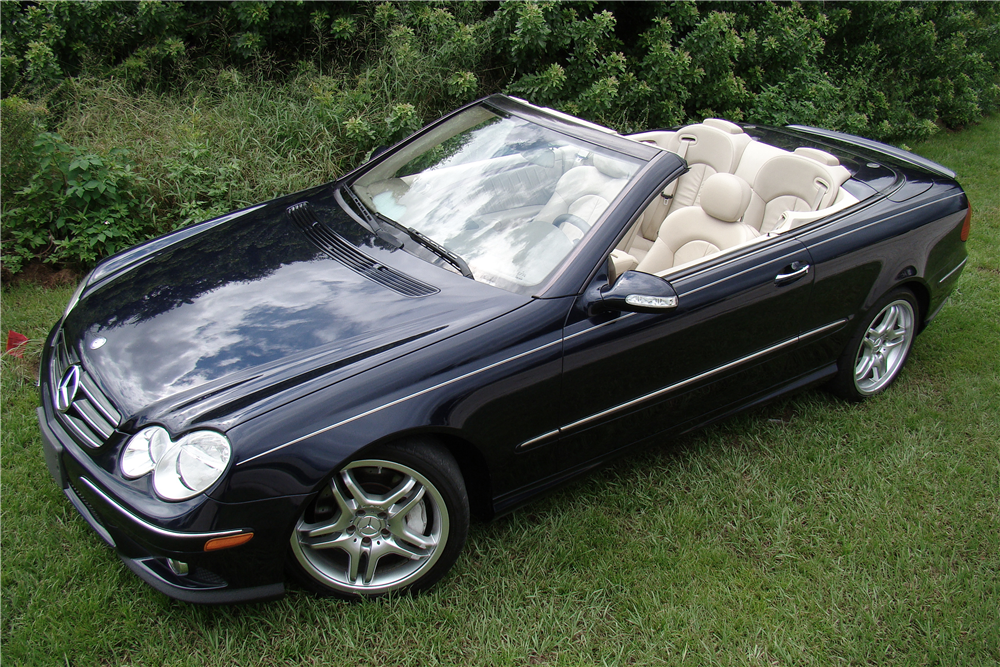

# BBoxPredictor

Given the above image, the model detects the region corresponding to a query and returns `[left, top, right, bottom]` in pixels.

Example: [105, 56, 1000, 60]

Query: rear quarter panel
[791, 176, 968, 366]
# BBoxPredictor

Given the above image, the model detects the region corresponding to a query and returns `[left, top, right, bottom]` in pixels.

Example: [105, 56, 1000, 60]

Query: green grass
[2, 115, 999, 666]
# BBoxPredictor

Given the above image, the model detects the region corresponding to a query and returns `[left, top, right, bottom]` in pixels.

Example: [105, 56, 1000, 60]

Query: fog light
[167, 559, 189, 576]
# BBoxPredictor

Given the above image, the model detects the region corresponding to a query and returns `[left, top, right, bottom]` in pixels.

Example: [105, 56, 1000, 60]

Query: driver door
[551, 237, 815, 468]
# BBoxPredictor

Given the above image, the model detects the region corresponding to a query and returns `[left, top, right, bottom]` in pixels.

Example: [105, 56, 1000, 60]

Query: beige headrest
[700, 173, 752, 223]
[794, 146, 840, 166]
[702, 118, 744, 134]
[592, 153, 632, 179]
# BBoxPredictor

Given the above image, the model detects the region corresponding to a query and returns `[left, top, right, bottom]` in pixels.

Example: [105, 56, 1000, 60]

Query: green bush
[1, 132, 153, 273]
[0, 96, 47, 210]
[1, 1, 997, 276]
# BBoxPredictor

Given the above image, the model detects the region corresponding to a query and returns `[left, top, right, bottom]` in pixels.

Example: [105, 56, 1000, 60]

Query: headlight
[121, 426, 232, 501]
[63, 269, 94, 320]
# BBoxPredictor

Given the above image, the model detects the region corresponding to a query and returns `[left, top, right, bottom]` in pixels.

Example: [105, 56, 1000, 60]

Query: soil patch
[1, 261, 80, 289]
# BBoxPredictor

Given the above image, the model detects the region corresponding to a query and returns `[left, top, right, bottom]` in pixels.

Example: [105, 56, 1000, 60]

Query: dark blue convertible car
[38, 95, 971, 602]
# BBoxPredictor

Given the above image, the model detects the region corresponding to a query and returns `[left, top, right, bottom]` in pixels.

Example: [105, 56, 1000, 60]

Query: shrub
[1, 132, 153, 273]
[0, 96, 48, 210]
[2, 1, 997, 277]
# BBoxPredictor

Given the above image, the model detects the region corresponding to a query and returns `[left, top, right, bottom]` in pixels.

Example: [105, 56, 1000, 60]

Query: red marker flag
[6, 331, 29, 358]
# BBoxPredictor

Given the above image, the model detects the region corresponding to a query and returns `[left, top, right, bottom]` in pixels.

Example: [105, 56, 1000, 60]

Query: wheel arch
[894, 278, 930, 332]
[362, 428, 496, 522]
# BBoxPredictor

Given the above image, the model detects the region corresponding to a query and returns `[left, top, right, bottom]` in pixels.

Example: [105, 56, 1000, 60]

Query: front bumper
[38, 403, 306, 604]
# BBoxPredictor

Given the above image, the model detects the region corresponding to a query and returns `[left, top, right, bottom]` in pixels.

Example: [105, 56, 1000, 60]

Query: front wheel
[829, 289, 919, 401]
[289, 440, 469, 598]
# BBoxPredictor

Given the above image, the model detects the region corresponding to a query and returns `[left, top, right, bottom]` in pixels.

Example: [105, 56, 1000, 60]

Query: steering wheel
[551, 213, 589, 243]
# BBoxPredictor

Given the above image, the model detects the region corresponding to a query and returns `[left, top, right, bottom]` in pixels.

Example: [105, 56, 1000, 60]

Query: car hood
[62, 185, 528, 432]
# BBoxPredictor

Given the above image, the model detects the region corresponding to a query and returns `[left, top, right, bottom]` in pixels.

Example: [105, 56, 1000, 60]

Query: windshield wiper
[376, 214, 474, 279]
[343, 185, 473, 279]
[342, 186, 404, 248]
[342, 185, 377, 232]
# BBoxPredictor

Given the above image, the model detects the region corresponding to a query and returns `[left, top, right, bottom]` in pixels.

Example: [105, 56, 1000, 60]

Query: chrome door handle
[775, 263, 810, 284]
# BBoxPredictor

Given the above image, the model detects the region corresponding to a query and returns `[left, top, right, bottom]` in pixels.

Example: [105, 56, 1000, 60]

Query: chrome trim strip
[72, 399, 113, 439]
[938, 257, 968, 284]
[557, 319, 848, 436]
[79, 477, 243, 541]
[242, 316, 639, 465]
[561, 336, 800, 432]
[64, 412, 104, 449]
[516, 429, 560, 452]
[78, 380, 119, 426]
[238, 335, 567, 466]
[244, 317, 848, 464]
[802, 318, 848, 338]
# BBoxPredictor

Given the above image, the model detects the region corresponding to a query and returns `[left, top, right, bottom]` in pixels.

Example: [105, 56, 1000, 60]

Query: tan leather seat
[636, 173, 759, 275]
[743, 148, 851, 233]
[535, 153, 633, 241]
[624, 120, 752, 261]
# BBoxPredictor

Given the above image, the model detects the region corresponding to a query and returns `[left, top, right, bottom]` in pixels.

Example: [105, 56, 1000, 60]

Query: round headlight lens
[121, 426, 172, 478]
[153, 431, 232, 501]
[120, 426, 231, 501]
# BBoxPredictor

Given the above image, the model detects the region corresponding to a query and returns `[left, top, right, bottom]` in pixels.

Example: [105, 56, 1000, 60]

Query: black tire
[829, 288, 920, 401]
[288, 439, 469, 599]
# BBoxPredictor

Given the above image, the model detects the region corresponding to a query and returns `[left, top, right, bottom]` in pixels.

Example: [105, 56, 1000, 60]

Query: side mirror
[586, 270, 679, 315]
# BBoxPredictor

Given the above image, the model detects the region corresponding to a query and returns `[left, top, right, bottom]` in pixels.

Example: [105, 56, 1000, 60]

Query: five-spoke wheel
[830, 289, 919, 400]
[289, 441, 468, 598]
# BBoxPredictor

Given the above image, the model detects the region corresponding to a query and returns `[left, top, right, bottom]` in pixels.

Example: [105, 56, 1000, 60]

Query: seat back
[623, 120, 752, 260]
[535, 153, 631, 225]
[743, 149, 851, 233]
[636, 173, 758, 274]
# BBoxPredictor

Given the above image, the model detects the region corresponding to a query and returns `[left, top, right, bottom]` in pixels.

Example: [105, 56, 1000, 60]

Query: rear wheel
[830, 289, 919, 401]
[289, 440, 468, 598]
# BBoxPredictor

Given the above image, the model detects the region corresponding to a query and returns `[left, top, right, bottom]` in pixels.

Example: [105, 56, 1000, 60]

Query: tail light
[960, 203, 972, 242]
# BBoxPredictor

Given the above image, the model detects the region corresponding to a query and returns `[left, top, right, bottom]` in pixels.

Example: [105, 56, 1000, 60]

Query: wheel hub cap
[355, 514, 386, 537]
[854, 299, 915, 395]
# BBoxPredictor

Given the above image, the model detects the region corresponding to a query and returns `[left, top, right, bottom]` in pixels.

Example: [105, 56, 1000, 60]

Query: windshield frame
[345, 96, 663, 297]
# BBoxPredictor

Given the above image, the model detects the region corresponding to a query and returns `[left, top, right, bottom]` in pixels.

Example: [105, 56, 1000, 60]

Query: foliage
[1, 1, 998, 275]
[0, 96, 48, 209]
[1, 131, 153, 272]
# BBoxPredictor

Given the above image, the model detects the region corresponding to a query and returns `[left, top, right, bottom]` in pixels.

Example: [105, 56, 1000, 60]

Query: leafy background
[1, 0, 998, 274]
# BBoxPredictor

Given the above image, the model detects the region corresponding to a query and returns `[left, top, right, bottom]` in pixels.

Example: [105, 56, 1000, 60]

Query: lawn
[2, 116, 998, 666]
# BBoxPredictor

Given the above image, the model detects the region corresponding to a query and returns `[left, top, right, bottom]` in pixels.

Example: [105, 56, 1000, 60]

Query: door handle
[775, 262, 810, 285]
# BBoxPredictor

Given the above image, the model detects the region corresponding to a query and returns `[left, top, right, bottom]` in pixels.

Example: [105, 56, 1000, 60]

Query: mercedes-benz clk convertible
[38, 95, 971, 602]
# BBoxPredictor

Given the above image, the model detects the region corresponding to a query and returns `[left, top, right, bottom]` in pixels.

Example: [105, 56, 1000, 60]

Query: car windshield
[352, 107, 644, 293]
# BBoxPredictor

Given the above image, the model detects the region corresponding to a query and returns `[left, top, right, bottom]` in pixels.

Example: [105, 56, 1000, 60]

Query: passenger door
[547, 237, 816, 470]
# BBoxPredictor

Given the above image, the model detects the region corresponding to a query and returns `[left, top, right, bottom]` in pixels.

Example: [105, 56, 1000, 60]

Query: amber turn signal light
[204, 532, 254, 552]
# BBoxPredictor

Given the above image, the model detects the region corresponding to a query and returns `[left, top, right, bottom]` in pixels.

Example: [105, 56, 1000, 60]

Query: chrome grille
[50, 329, 121, 449]
[288, 202, 439, 298]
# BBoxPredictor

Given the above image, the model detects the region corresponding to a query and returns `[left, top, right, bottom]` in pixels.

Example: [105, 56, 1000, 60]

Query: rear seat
[738, 145, 851, 233]
[618, 121, 854, 273]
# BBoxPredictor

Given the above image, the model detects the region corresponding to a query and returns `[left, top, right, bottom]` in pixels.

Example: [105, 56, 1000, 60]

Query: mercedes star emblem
[55, 365, 81, 413]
